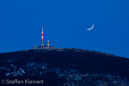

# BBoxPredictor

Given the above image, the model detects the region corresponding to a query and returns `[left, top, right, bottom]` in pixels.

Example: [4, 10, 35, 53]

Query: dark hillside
[0, 48, 129, 86]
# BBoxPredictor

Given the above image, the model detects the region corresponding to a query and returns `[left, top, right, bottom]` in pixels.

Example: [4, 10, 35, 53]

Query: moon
[86, 23, 94, 30]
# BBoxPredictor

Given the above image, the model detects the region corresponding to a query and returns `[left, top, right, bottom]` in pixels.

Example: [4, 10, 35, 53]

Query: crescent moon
[86, 23, 94, 30]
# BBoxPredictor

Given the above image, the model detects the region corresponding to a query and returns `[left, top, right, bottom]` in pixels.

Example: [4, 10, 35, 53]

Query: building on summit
[33, 25, 54, 49]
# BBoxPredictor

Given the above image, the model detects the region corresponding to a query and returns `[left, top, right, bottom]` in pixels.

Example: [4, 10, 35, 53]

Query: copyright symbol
[1, 80, 5, 84]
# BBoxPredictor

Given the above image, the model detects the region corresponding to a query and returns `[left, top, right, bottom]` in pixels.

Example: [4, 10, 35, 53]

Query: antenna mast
[41, 25, 44, 47]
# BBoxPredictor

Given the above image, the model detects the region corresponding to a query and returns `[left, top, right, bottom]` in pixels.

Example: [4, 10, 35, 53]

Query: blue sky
[0, 0, 129, 58]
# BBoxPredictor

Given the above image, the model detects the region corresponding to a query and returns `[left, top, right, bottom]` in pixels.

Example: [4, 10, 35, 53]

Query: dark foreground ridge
[0, 48, 129, 86]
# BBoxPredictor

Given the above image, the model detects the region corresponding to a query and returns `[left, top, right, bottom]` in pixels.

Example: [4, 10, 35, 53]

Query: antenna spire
[41, 25, 44, 47]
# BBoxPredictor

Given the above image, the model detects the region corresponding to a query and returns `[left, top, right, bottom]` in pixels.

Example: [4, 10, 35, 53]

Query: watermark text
[1, 79, 44, 85]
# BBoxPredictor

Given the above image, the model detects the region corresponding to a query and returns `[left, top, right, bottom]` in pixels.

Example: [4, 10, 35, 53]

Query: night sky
[0, 0, 129, 58]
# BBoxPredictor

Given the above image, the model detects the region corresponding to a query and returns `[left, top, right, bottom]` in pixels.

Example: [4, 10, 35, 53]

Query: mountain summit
[0, 48, 129, 86]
